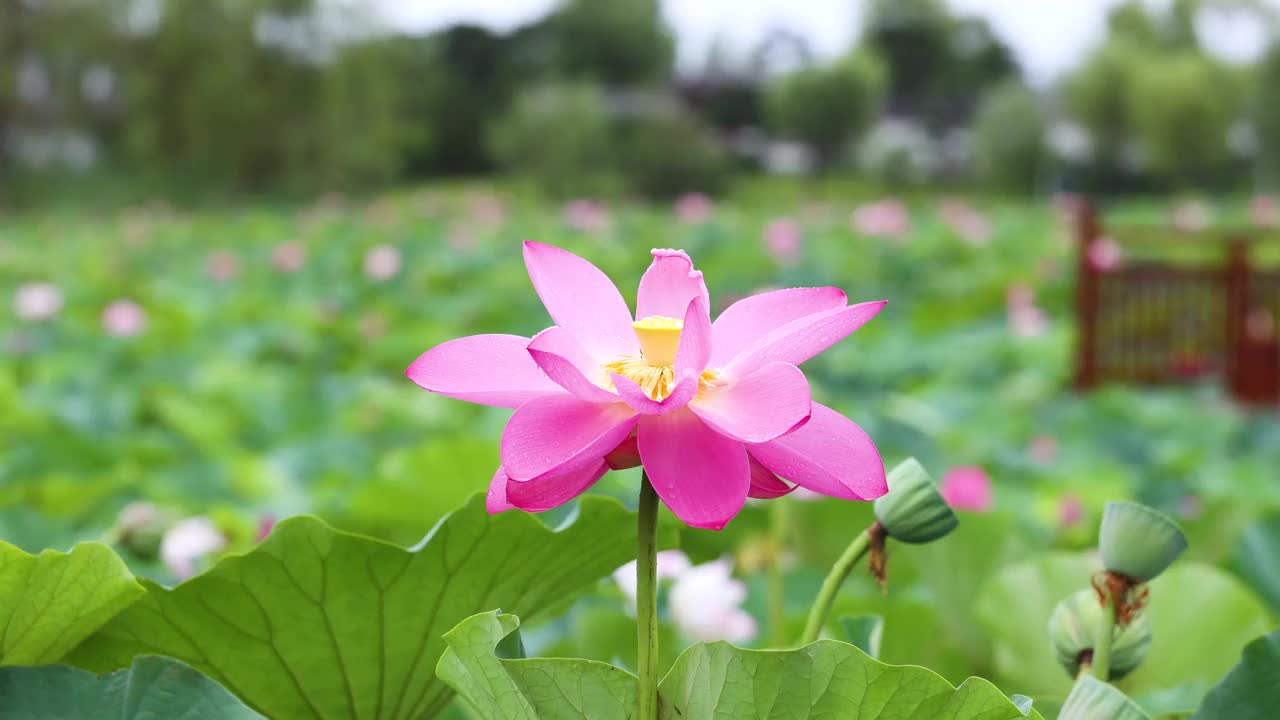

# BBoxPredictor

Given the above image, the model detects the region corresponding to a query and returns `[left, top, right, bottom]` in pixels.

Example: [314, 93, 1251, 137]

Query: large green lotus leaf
[438, 611, 1041, 720]
[0, 541, 144, 666]
[1193, 630, 1280, 719]
[0, 655, 261, 719]
[438, 611, 637, 719]
[1231, 515, 1280, 618]
[1123, 564, 1272, 694]
[974, 552, 1097, 697]
[661, 639, 1042, 720]
[68, 495, 673, 720]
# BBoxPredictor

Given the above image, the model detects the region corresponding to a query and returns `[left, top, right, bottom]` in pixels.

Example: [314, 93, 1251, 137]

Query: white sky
[371, 0, 1276, 85]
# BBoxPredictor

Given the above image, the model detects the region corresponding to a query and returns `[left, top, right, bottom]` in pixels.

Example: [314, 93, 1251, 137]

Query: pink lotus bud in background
[1179, 494, 1203, 520]
[1088, 237, 1122, 270]
[102, 299, 147, 338]
[674, 192, 714, 224]
[668, 558, 757, 643]
[563, 199, 611, 234]
[1009, 304, 1048, 338]
[1029, 436, 1058, 464]
[852, 199, 910, 239]
[160, 517, 227, 580]
[940, 199, 992, 246]
[763, 218, 802, 266]
[468, 191, 506, 228]
[13, 282, 63, 321]
[939, 466, 994, 512]
[364, 244, 402, 281]
[272, 241, 306, 273]
[256, 514, 276, 543]
[1251, 195, 1277, 228]
[1058, 495, 1085, 528]
[1007, 283, 1035, 311]
[206, 250, 239, 282]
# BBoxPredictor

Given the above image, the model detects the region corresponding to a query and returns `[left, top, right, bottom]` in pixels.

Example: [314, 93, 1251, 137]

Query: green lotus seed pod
[1049, 589, 1151, 680]
[1058, 676, 1149, 720]
[1099, 501, 1188, 582]
[873, 458, 958, 544]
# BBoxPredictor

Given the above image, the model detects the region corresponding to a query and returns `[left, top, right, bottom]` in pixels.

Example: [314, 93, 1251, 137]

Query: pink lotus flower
[13, 282, 63, 321]
[101, 299, 146, 338]
[364, 244, 402, 281]
[1029, 435, 1057, 464]
[406, 243, 887, 529]
[1088, 237, 1123, 270]
[852, 199, 910, 239]
[160, 517, 226, 580]
[674, 193, 714, 225]
[938, 466, 993, 513]
[939, 199, 992, 246]
[1058, 495, 1084, 528]
[763, 218, 802, 266]
[272, 241, 306, 273]
[1251, 195, 1277, 228]
[206, 251, 239, 282]
[563, 199, 611, 234]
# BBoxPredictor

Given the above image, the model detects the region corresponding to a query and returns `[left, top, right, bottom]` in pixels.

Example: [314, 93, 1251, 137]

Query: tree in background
[1256, 45, 1280, 187]
[765, 53, 886, 171]
[546, 0, 674, 86]
[488, 83, 613, 197]
[862, 0, 1017, 129]
[971, 81, 1048, 193]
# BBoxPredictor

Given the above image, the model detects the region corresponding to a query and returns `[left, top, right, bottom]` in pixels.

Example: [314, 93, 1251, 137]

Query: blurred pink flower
[852, 199, 910, 239]
[940, 199, 992, 246]
[256, 515, 276, 543]
[1171, 199, 1210, 233]
[1029, 435, 1058, 464]
[669, 558, 757, 643]
[160, 517, 226, 580]
[1178, 494, 1203, 520]
[763, 218, 802, 266]
[101, 299, 146, 338]
[13, 282, 63, 321]
[364, 244, 402, 281]
[1058, 495, 1084, 528]
[1251, 195, 1277, 228]
[272, 241, 306, 273]
[674, 193, 714, 224]
[447, 225, 477, 253]
[1007, 283, 1047, 338]
[939, 466, 993, 512]
[1088, 237, 1123, 270]
[563, 199, 611, 234]
[613, 549, 691, 611]
[469, 191, 506, 228]
[206, 251, 239, 282]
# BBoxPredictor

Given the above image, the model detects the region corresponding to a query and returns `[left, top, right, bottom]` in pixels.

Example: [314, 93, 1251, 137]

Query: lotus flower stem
[768, 500, 791, 646]
[1091, 586, 1117, 681]
[799, 526, 873, 646]
[636, 472, 661, 720]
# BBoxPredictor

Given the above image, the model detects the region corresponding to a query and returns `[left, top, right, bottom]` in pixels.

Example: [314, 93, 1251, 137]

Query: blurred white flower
[102, 299, 146, 338]
[160, 517, 227, 580]
[669, 558, 757, 643]
[1171, 199, 1210, 233]
[14, 282, 63, 321]
[364, 244, 402, 281]
[613, 550, 691, 612]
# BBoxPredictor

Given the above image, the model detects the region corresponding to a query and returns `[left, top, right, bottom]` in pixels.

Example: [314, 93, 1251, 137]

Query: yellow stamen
[601, 356, 721, 402]
[632, 315, 683, 367]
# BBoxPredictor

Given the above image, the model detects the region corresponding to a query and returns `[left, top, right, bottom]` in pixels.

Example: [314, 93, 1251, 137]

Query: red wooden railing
[1074, 200, 1280, 405]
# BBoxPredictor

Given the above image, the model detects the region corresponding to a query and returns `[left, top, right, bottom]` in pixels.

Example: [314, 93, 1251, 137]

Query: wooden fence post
[1225, 238, 1251, 402]
[1074, 198, 1100, 389]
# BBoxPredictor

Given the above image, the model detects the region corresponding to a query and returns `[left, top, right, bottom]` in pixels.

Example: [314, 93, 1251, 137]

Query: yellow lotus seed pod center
[632, 315, 682, 367]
